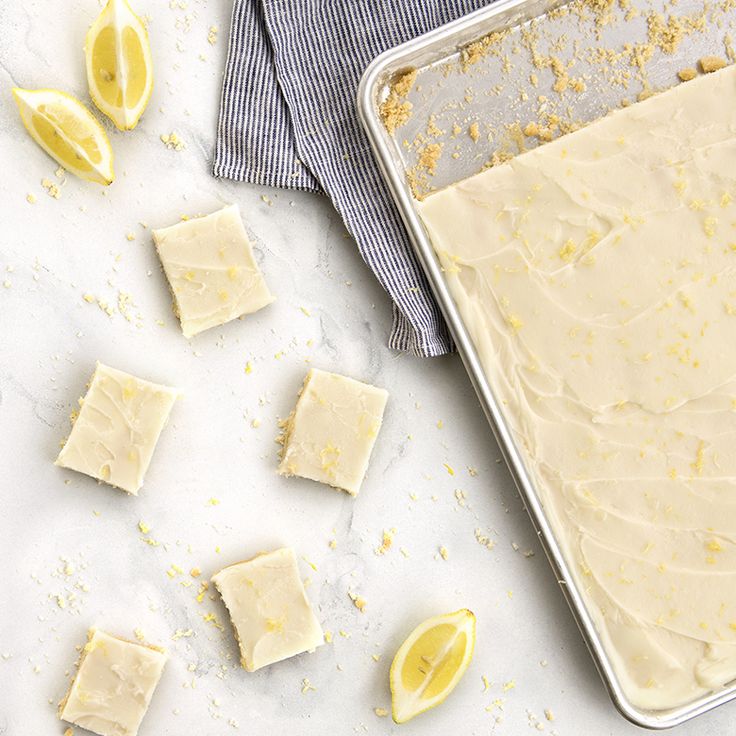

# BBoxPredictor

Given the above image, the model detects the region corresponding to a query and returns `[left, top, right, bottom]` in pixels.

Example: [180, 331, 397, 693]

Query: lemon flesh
[12, 88, 114, 185]
[85, 0, 153, 130]
[390, 609, 476, 723]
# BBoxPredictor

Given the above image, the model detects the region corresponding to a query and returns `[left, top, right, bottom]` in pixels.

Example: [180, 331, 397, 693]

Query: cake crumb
[469, 122, 480, 142]
[348, 592, 367, 612]
[380, 69, 417, 135]
[160, 131, 186, 150]
[41, 178, 61, 199]
[699, 55, 727, 73]
[375, 529, 395, 555]
[374, 707, 389, 717]
[417, 142, 443, 175]
[678, 67, 697, 81]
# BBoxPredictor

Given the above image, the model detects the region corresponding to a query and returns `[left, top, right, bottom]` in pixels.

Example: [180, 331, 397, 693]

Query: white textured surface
[0, 1, 731, 735]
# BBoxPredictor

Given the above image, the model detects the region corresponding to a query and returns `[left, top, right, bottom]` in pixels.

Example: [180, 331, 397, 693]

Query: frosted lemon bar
[278, 368, 388, 495]
[56, 362, 177, 495]
[212, 547, 324, 671]
[417, 66, 736, 710]
[153, 203, 274, 338]
[59, 628, 166, 736]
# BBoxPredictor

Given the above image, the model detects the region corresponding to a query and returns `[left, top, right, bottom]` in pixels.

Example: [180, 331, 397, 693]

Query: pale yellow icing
[59, 629, 166, 736]
[153, 204, 274, 338]
[278, 368, 389, 496]
[417, 65, 736, 710]
[56, 362, 178, 495]
[211, 547, 324, 672]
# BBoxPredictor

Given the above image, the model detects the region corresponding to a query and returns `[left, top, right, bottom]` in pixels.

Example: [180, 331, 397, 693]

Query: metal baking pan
[357, 0, 736, 728]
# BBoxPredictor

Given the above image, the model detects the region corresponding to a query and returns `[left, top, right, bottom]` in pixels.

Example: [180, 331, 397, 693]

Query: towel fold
[214, 0, 492, 356]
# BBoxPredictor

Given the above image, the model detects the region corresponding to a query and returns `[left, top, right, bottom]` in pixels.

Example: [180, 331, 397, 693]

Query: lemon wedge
[390, 608, 476, 723]
[12, 88, 114, 185]
[85, 0, 153, 130]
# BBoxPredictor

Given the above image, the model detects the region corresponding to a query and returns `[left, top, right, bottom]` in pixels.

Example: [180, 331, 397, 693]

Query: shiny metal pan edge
[356, 0, 736, 728]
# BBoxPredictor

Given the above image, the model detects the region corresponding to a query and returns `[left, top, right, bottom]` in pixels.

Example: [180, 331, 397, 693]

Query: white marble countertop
[0, 1, 733, 735]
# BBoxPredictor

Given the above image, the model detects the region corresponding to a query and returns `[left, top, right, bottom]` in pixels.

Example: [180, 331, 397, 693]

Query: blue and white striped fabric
[214, 0, 492, 356]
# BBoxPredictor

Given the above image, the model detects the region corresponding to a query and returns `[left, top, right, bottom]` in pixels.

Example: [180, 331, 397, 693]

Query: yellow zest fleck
[691, 441, 705, 476]
[703, 216, 718, 237]
[559, 239, 577, 262]
[202, 612, 223, 629]
[506, 314, 524, 331]
[348, 592, 366, 612]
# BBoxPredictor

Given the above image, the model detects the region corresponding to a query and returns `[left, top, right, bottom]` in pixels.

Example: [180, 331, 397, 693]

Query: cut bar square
[59, 628, 166, 736]
[211, 547, 324, 672]
[152, 203, 275, 338]
[278, 368, 388, 495]
[55, 362, 178, 495]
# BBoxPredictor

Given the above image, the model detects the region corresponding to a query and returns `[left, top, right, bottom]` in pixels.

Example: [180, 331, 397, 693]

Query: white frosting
[417, 66, 736, 710]
[278, 368, 388, 496]
[59, 629, 166, 736]
[56, 362, 178, 495]
[211, 547, 324, 671]
[153, 204, 275, 338]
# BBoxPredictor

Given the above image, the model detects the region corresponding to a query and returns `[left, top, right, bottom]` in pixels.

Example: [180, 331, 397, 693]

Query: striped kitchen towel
[213, 0, 492, 357]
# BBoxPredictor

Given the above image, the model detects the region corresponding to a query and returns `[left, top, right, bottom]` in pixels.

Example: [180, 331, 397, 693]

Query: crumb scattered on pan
[699, 54, 727, 72]
[380, 69, 417, 135]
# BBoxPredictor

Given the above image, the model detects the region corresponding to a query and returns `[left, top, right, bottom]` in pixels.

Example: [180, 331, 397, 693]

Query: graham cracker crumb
[460, 30, 509, 70]
[380, 69, 417, 135]
[699, 55, 727, 73]
[417, 142, 443, 175]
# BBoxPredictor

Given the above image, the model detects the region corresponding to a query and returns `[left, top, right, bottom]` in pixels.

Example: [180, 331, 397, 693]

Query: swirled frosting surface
[418, 66, 736, 710]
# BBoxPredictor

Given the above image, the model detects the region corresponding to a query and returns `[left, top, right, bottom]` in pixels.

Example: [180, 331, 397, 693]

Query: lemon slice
[390, 608, 476, 723]
[85, 0, 153, 131]
[12, 88, 114, 185]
